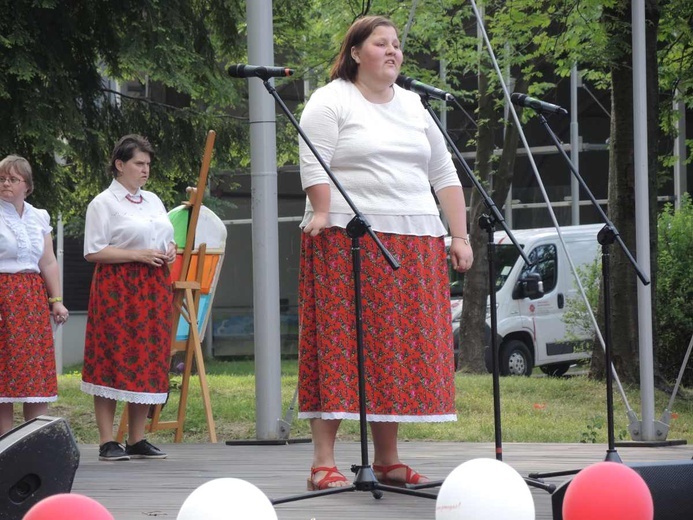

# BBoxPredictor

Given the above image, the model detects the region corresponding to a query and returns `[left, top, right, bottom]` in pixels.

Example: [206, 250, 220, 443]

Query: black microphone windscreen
[510, 93, 525, 105]
[395, 75, 410, 89]
[228, 64, 245, 77]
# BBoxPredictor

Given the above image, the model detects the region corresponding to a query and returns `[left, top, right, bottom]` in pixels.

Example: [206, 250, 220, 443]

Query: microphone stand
[525, 112, 650, 484]
[256, 76, 441, 504]
[409, 93, 554, 494]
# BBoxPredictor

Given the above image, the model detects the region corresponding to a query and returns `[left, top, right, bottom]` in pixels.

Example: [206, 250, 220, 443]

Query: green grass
[37, 360, 693, 445]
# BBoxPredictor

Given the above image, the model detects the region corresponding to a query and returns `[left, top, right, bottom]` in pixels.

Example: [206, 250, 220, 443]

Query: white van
[450, 224, 602, 376]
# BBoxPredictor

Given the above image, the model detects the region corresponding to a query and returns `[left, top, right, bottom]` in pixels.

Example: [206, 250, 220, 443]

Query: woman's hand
[303, 212, 329, 237]
[136, 249, 170, 267]
[449, 238, 474, 273]
[166, 242, 178, 264]
[51, 302, 69, 325]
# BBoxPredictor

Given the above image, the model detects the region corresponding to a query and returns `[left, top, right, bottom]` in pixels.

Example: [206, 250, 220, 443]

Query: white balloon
[436, 458, 535, 520]
[177, 478, 278, 520]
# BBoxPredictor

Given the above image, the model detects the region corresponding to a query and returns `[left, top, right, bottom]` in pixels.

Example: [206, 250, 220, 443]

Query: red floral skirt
[81, 263, 172, 404]
[0, 273, 57, 402]
[297, 228, 456, 422]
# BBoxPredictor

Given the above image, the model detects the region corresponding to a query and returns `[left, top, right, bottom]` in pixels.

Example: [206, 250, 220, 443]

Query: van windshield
[447, 241, 524, 296]
[495, 244, 523, 290]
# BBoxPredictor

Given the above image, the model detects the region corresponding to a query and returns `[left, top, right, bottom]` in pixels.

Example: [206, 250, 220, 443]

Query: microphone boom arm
[416, 94, 531, 266]
[536, 113, 649, 284]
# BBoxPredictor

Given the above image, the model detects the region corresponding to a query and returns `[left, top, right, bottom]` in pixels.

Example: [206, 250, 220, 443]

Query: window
[520, 244, 557, 294]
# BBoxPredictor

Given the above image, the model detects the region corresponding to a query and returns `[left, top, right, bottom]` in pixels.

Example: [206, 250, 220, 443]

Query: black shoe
[99, 441, 130, 461]
[125, 439, 167, 459]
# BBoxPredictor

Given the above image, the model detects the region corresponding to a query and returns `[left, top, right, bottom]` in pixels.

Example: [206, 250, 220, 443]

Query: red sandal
[307, 466, 350, 490]
[372, 463, 428, 486]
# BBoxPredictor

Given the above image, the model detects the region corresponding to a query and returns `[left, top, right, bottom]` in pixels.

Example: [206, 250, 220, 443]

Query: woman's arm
[299, 86, 339, 236]
[303, 184, 331, 236]
[38, 234, 68, 319]
[436, 185, 474, 273]
[85, 246, 169, 267]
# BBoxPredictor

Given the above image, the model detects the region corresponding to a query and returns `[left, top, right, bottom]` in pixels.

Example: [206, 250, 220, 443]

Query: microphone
[510, 93, 568, 116]
[227, 64, 294, 79]
[395, 75, 455, 102]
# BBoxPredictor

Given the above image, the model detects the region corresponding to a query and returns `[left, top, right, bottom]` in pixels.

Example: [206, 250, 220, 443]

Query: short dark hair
[0, 155, 34, 196]
[108, 134, 155, 177]
[330, 16, 398, 82]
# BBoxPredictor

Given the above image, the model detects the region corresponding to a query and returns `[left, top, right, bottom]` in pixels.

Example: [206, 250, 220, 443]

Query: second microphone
[396, 75, 455, 102]
[228, 64, 294, 79]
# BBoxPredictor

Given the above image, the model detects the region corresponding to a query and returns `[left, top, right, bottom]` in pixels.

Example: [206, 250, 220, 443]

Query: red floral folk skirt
[0, 273, 57, 403]
[297, 228, 456, 423]
[81, 263, 172, 404]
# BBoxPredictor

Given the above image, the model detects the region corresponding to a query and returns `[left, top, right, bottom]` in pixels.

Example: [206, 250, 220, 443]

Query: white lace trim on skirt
[81, 381, 168, 404]
[297, 412, 457, 423]
[0, 396, 58, 403]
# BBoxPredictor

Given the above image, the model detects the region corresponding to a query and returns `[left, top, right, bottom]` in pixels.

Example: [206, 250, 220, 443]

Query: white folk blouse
[0, 199, 51, 273]
[84, 179, 174, 256]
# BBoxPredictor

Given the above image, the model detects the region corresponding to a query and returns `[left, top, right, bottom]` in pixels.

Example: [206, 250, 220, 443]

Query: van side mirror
[512, 272, 544, 300]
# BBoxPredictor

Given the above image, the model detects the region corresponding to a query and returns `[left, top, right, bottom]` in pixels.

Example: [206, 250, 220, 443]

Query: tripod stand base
[529, 448, 623, 480]
[225, 438, 312, 446]
[410, 476, 555, 493]
[615, 439, 687, 448]
[604, 449, 622, 462]
[271, 465, 438, 505]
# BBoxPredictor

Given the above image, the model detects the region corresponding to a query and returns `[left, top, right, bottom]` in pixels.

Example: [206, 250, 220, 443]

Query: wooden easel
[117, 130, 218, 443]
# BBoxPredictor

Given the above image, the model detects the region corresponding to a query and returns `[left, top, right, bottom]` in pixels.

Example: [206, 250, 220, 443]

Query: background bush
[564, 194, 693, 384]
[656, 193, 693, 385]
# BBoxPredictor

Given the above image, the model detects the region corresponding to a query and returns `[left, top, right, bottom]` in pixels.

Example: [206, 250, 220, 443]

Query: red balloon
[23, 493, 114, 520]
[562, 462, 654, 520]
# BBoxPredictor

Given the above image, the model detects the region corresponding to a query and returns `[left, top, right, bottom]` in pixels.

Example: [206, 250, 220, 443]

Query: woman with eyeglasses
[0, 155, 68, 435]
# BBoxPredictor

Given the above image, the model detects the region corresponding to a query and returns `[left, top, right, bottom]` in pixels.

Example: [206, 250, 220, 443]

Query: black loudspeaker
[0, 416, 80, 520]
[551, 460, 693, 520]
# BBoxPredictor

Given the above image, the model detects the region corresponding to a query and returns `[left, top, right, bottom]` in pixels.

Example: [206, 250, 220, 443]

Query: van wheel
[540, 363, 571, 377]
[500, 340, 533, 376]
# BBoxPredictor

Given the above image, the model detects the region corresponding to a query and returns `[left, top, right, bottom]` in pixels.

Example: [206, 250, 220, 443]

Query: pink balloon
[23, 493, 114, 520]
[563, 462, 654, 520]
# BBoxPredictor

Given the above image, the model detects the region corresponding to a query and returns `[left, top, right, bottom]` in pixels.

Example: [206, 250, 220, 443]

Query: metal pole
[673, 91, 687, 210]
[247, 0, 282, 440]
[570, 65, 580, 225]
[504, 44, 514, 227]
[55, 213, 64, 374]
[632, 0, 656, 440]
[440, 60, 447, 130]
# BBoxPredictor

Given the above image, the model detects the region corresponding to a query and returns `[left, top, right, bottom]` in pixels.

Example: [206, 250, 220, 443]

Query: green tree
[587, 0, 661, 384]
[655, 194, 693, 384]
[0, 0, 248, 226]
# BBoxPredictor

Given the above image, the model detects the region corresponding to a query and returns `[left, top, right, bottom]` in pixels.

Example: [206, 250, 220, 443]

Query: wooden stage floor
[72, 441, 691, 519]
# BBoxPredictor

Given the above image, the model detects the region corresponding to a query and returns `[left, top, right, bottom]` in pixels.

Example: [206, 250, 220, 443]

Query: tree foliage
[0, 0, 249, 228]
[563, 194, 693, 385]
[655, 194, 693, 385]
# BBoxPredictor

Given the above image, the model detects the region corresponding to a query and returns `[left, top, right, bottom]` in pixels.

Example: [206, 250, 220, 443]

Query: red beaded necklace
[125, 193, 143, 204]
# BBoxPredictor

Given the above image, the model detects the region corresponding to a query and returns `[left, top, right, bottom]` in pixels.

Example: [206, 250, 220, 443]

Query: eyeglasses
[0, 177, 24, 185]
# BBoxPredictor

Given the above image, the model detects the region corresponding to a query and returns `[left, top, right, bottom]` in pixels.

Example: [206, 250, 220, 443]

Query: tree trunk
[591, 0, 660, 384]
[645, 0, 661, 385]
[458, 57, 526, 372]
[458, 65, 495, 373]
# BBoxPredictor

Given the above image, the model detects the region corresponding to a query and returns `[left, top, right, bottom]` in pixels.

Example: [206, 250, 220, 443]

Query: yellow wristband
[48, 297, 63, 304]
[452, 235, 470, 245]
